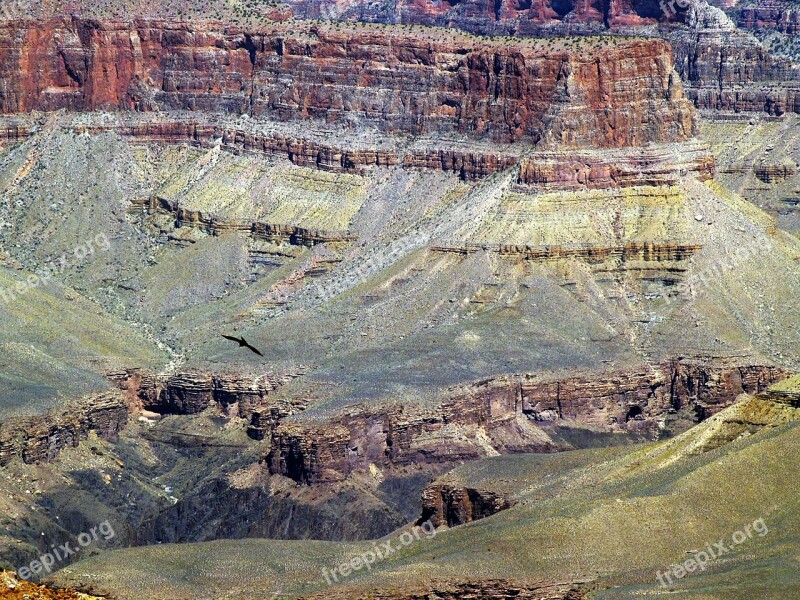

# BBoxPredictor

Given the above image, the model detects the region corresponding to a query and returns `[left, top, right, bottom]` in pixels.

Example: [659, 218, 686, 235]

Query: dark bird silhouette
[221, 334, 264, 357]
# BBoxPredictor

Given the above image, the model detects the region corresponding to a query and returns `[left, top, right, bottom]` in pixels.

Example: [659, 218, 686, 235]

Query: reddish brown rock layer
[518, 144, 715, 189]
[267, 361, 786, 484]
[421, 484, 515, 527]
[108, 369, 304, 422]
[0, 392, 127, 466]
[0, 18, 695, 146]
[739, 2, 800, 34]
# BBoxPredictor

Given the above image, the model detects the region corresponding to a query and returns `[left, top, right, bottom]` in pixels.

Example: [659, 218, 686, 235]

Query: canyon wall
[0, 18, 695, 146]
[267, 360, 786, 484]
[739, 2, 800, 34]
[108, 368, 304, 422]
[420, 484, 514, 527]
[285, 0, 662, 32]
[0, 392, 128, 466]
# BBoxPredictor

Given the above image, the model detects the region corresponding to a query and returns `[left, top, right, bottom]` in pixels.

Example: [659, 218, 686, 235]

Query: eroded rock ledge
[0, 19, 695, 147]
[267, 360, 786, 484]
[421, 484, 515, 528]
[0, 392, 127, 466]
[108, 368, 305, 422]
[300, 579, 587, 599]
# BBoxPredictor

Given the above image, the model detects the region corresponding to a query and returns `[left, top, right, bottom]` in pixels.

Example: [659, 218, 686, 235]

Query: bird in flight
[221, 334, 264, 357]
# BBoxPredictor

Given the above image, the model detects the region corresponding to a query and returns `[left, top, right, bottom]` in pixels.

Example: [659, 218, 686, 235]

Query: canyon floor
[0, 2, 799, 599]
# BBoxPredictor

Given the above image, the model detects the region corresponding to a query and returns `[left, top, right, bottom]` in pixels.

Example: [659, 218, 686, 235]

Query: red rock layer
[518, 144, 715, 189]
[0, 18, 695, 146]
[108, 368, 304, 422]
[739, 2, 800, 34]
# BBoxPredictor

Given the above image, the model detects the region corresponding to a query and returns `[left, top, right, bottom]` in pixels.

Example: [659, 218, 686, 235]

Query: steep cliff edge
[0, 19, 695, 147]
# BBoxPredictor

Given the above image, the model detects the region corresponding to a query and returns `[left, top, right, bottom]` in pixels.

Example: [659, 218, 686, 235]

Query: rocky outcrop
[667, 23, 800, 115]
[0, 572, 105, 600]
[138, 195, 355, 246]
[420, 484, 514, 527]
[285, 0, 662, 33]
[0, 392, 128, 466]
[525, 360, 787, 424]
[754, 163, 797, 184]
[517, 142, 715, 189]
[739, 2, 800, 34]
[402, 149, 519, 180]
[108, 369, 305, 423]
[432, 242, 703, 264]
[267, 360, 787, 484]
[300, 579, 587, 599]
[0, 19, 695, 147]
[72, 120, 400, 176]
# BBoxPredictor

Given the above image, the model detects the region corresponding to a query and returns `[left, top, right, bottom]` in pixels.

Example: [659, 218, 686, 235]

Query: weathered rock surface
[267, 360, 786, 484]
[420, 483, 514, 527]
[0, 392, 127, 466]
[739, 1, 800, 34]
[517, 142, 715, 189]
[300, 579, 587, 599]
[108, 368, 304, 423]
[0, 19, 695, 147]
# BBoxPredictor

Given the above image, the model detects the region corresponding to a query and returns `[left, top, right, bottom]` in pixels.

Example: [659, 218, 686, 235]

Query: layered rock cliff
[108, 368, 304, 422]
[0, 18, 695, 147]
[420, 484, 514, 527]
[739, 1, 800, 34]
[267, 360, 786, 484]
[0, 392, 127, 466]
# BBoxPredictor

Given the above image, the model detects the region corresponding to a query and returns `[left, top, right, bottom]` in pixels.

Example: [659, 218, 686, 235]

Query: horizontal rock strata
[0, 18, 695, 146]
[300, 579, 587, 599]
[267, 360, 787, 484]
[139, 195, 355, 246]
[108, 368, 305, 423]
[517, 143, 715, 189]
[0, 392, 128, 466]
[431, 242, 703, 264]
[739, 2, 800, 34]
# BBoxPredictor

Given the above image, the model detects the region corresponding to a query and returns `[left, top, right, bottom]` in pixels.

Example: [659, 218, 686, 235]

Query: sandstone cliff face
[0, 392, 127, 466]
[109, 368, 304, 422]
[0, 19, 695, 146]
[739, 2, 800, 34]
[669, 27, 800, 115]
[267, 361, 786, 484]
[420, 483, 514, 527]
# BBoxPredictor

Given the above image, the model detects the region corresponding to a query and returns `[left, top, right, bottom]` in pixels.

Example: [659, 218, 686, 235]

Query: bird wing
[221, 334, 240, 343]
[245, 342, 264, 357]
